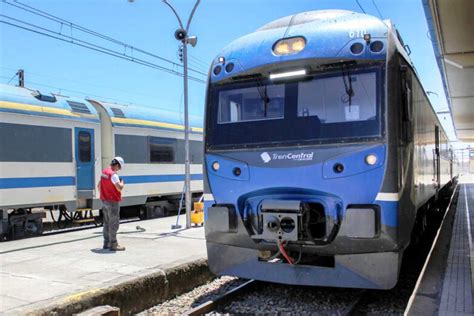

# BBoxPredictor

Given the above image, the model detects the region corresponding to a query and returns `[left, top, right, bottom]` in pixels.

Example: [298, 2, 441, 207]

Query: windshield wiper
[341, 66, 355, 108]
[255, 79, 270, 117]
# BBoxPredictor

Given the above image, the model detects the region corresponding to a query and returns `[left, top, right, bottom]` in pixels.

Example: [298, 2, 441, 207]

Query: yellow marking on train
[0, 100, 202, 131]
[0, 100, 97, 119]
[111, 117, 203, 133]
[0, 100, 79, 117]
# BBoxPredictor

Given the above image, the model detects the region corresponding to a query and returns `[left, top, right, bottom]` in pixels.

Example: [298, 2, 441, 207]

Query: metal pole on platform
[162, 0, 200, 229]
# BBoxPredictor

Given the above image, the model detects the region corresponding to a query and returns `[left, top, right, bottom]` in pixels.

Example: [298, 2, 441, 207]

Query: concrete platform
[438, 177, 473, 316]
[0, 215, 210, 315]
[406, 174, 474, 316]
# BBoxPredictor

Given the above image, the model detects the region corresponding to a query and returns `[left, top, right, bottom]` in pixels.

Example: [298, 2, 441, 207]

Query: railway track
[183, 279, 257, 316]
[180, 279, 366, 315]
[42, 217, 142, 237]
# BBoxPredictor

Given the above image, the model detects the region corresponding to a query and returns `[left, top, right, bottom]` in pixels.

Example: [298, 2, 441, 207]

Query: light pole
[162, 0, 200, 229]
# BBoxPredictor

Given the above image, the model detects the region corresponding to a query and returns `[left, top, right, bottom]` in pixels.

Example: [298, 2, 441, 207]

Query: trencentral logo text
[260, 151, 314, 163]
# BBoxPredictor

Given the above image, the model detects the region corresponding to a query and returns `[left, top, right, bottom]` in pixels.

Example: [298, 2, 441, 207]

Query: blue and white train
[203, 10, 458, 289]
[0, 83, 203, 239]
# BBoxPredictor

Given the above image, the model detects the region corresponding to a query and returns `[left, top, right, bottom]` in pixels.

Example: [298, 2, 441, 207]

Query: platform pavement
[405, 174, 474, 316]
[0, 215, 208, 314]
[438, 174, 474, 316]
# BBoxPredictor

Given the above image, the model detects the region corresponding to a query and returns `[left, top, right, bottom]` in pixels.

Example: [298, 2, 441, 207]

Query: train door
[75, 128, 95, 192]
[434, 125, 440, 189]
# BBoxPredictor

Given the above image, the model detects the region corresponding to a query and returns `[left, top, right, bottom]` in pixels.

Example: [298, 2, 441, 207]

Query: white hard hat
[113, 156, 125, 168]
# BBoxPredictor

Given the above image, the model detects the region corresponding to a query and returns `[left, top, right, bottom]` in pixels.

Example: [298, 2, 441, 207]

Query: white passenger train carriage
[0, 84, 203, 239]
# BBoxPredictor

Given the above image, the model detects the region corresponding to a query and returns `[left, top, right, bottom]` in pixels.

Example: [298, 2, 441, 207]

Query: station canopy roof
[424, 0, 474, 141]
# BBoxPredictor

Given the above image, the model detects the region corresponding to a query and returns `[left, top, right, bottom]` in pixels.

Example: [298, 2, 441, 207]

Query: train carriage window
[218, 84, 285, 123]
[190, 141, 203, 164]
[297, 72, 376, 123]
[78, 131, 91, 162]
[115, 134, 148, 163]
[149, 137, 176, 163]
[0, 123, 72, 162]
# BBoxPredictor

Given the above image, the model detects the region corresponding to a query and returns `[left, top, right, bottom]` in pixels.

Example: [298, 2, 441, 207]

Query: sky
[0, 0, 462, 143]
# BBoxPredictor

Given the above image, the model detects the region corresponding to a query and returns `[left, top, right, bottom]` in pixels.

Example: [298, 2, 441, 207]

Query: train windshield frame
[206, 65, 384, 150]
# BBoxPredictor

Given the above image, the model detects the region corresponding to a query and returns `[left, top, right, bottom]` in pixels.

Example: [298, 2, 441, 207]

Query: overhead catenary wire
[355, 0, 367, 14]
[0, 66, 176, 100]
[5, 71, 18, 84]
[371, 0, 384, 19]
[188, 60, 209, 73]
[189, 54, 210, 69]
[1, 0, 208, 78]
[0, 75, 203, 116]
[0, 17, 207, 84]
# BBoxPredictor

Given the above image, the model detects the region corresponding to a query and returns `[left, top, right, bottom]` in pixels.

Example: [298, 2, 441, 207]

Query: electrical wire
[277, 239, 295, 265]
[0, 17, 207, 84]
[355, 0, 367, 14]
[189, 54, 210, 69]
[0, 75, 203, 116]
[0, 66, 174, 101]
[5, 71, 17, 84]
[2, 0, 208, 78]
[188, 61, 208, 74]
[371, 0, 384, 19]
[190, 54, 209, 66]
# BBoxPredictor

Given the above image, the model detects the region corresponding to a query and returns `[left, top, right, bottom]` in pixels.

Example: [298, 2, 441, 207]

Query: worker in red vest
[99, 157, 125, 251]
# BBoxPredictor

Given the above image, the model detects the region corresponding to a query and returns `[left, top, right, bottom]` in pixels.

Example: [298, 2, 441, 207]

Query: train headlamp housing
[273, 37, 306, 56]
[365, 154, 377, 165]
[212, 161, 220, 171]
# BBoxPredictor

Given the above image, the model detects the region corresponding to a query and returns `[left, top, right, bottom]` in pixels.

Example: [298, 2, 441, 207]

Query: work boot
[110, 244, 125, 251]
[103, 243, 110, 250]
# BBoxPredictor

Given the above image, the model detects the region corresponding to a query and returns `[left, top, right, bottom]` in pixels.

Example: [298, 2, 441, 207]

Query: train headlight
[212, 161, 220, 171]
[365, 154, 377, 165]
[291, 38, 306, 52]
[273, 37, 306, 56]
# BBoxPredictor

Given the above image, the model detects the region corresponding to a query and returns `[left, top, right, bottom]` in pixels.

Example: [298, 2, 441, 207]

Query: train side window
[190, 141, 203, 164]
[149, 137, 176, 163]
[78, 131, 91, 162]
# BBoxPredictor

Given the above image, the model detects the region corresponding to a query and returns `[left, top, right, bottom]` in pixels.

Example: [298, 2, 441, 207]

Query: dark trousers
[102, 200, 120, 247]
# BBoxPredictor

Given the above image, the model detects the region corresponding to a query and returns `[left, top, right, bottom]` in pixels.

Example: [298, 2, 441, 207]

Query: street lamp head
[187, 36, 198, 47]
[174, 28, 187, 41]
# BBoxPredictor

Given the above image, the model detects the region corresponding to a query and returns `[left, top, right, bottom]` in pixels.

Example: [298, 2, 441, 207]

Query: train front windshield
[206, 67, 383, 149]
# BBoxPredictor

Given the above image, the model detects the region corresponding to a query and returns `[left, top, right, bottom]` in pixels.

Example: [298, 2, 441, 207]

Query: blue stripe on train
[0, 176, 76, 189]
[0, 174, 204, 189]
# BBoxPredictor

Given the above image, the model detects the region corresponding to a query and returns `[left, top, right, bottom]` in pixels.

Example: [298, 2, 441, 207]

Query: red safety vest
[99, 167, 122, 202]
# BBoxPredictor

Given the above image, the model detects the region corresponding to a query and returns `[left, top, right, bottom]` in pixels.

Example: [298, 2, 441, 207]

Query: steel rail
[182, 279, 256, 316]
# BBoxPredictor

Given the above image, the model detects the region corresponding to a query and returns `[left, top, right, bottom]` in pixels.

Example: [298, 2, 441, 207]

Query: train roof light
[269, 69, 306, 80]
[273, 37, 306, 56]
